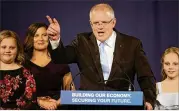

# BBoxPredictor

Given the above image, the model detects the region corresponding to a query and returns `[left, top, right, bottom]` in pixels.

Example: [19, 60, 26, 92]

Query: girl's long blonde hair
[161, 47, 179, 80]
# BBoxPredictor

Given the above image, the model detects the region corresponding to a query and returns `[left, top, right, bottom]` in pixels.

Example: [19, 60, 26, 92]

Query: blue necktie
[99, 42, 110, 81]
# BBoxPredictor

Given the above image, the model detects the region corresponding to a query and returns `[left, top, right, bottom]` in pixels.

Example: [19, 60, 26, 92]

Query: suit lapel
[108, 31, 124, 80]
[88, 34, 104, 81]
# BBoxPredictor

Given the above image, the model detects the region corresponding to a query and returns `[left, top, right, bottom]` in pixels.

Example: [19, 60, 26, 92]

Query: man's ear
[112, 18, 117, 27]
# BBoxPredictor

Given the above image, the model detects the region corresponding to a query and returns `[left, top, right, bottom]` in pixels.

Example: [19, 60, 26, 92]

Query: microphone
[102, 77, 135, 91]
[116, 60, 135, 91]
[69, 66, 93, 90]
[116, 61, 148, 109]
[69, 71, 80, 90]
[98, 76, 135, 91]
[112, 58, 135, 91]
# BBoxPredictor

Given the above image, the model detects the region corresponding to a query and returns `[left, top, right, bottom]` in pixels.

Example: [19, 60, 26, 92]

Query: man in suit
[47, 3, 156, 110]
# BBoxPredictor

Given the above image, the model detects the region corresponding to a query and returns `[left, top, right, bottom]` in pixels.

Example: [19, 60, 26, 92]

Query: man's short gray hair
[89, 3, 115, 20]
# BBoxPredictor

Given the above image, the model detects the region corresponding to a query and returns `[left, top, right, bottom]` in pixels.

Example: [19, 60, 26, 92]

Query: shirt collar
[97, 31, 116, 48]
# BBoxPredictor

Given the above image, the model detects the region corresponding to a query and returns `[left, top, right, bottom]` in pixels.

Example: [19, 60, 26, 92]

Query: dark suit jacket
[51, 29, 156, 107]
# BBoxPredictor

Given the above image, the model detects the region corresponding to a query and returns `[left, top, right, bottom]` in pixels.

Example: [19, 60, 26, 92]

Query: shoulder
[51, 62, 70, 72]
[156, 82, 161, 85]
[21, 67, 36, 85]
[21, 67, 34, 78]
[117, 32, 141, 43]
[70, 32, 92, 46]
[51, 61, 69, 67]
[77, 32, 93, 37]
[156, 82, 162, 94]
[22, 58, 33, 69]
[156, 82, 161, 88]
[75, 32, 93, 41]
[115, 31, 143, 50]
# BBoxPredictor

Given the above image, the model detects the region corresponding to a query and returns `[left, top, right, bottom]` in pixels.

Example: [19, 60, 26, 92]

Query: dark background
[1, 0, 178, 90]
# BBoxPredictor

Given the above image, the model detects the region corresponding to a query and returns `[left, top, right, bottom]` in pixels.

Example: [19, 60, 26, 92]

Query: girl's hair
[161, 47, 179, 80]
[0, 30, 24, 64]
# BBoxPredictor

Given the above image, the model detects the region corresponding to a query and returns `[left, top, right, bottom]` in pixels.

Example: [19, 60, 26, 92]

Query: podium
[60, 90, 145, 110]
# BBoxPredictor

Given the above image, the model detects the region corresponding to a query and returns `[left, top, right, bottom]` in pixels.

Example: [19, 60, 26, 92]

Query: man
[47, 3, 156, 110]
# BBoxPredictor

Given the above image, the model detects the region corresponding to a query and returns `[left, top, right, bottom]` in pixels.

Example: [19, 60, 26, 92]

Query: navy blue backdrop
[1, 0, 178, 90]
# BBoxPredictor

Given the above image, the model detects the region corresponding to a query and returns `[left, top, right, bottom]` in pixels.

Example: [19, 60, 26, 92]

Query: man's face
[90, 10, 116, 42]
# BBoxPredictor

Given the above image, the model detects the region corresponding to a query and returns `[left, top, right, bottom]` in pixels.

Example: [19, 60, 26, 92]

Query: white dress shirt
[97, 31, 117, 80]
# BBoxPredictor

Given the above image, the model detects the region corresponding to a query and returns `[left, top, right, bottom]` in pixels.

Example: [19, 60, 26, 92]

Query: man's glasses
[90, 19, 114, 27]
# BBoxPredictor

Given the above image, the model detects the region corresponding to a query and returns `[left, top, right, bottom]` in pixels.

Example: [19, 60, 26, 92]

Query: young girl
[0, 30, 36, 109]
[155, 47, 179, 110]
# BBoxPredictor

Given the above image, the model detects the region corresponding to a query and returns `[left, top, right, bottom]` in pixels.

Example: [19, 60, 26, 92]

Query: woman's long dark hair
[24, 23, 52, 60]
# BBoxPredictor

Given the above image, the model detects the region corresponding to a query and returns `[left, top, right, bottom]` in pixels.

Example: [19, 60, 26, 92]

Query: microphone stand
[69, 66, 93, 90]
[98, 77, 135, 91]
[69, 72, 81, 90]
[115, 60, 135, 91]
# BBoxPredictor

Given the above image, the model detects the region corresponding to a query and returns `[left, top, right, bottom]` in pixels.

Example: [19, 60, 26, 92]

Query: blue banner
[61, 91, 143, 106]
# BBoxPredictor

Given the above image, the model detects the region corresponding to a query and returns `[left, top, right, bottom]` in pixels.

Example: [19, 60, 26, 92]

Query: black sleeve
[50, 39, 78, 64]
[134, 40, 156, 107]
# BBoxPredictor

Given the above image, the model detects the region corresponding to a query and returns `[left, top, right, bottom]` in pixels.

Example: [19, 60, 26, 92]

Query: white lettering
[72, 98, 96, 103]
[111, 99, 131, 103]
[107, 93, 131, 98]
[97, 99, 110, 103]
[72, 93, 94, 97]
[95, 93, 106, 97]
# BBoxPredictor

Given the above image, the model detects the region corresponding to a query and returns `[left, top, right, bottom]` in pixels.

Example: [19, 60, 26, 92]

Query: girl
[0, 30, 36, 109]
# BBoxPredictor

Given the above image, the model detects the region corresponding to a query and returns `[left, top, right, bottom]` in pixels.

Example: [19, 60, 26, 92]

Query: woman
[24, 23, 75, 110]
[155, 47, 179, 110]
[0, 30, 36, 109]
